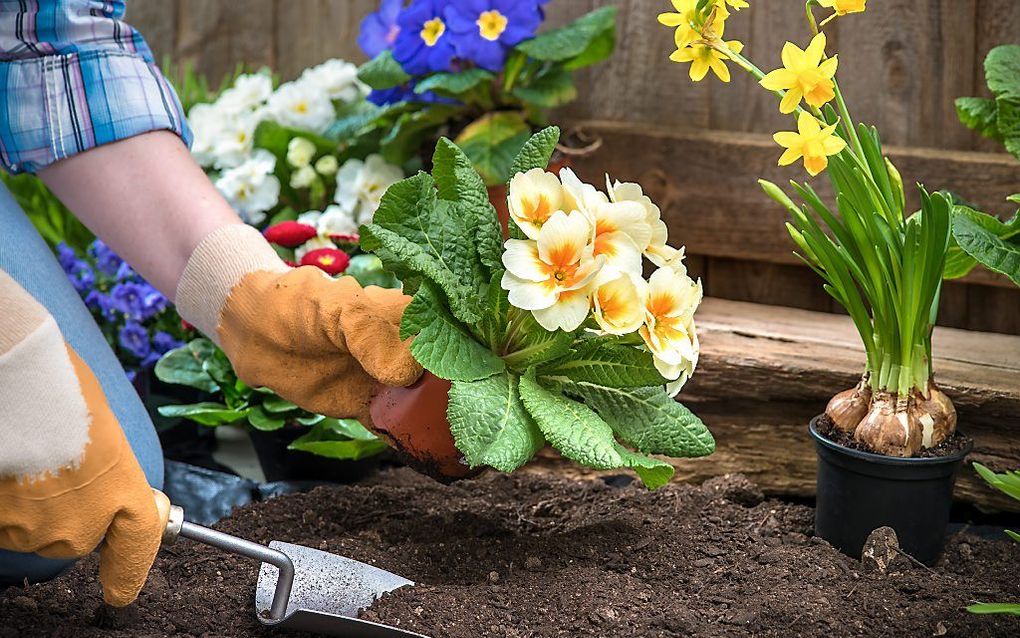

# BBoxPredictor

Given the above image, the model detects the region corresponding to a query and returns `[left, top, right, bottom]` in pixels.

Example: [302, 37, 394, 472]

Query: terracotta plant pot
[369, 372, 480, 483]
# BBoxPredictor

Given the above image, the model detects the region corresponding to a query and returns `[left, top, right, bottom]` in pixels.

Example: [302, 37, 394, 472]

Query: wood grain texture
[531, 298, 1020, 512]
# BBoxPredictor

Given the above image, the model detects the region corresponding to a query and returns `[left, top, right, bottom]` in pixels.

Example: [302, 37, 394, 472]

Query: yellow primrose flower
[593, 273, 647, 336]
[773, 112, 847, 176]
[657, 0, 730, 51]
[818, 0, 866, 16]
[670, 39, 744, 83]
[605, 176, 682, 267]
[501, 210, 605, 332]
[760, 33, 838, 114]
[639, 265, 702, 390]
[508, 168, 564, 239]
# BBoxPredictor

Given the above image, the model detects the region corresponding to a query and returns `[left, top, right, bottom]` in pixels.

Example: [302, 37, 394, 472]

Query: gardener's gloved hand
[174, 224, 422, 425]
[0, 271, 169, 607]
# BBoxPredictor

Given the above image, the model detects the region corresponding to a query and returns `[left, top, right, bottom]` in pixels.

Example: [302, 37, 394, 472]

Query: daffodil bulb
[501, 210, 605, 332]
[593, 273, 646, 335]
[639, 265, 703, 387]
[508, 168, 564, 239]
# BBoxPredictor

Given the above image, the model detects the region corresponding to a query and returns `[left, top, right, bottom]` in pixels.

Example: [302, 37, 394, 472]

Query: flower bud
[286, 137, 316, 168]
[289, 164, 317, 189]
[315, 154, 339, 176]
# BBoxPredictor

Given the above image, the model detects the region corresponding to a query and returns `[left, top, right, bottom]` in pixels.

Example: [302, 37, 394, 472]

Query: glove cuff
[174, 224, 289, 344]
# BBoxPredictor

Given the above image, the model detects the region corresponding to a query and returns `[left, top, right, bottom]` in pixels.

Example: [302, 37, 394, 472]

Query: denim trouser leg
[0, 182, 164, 585]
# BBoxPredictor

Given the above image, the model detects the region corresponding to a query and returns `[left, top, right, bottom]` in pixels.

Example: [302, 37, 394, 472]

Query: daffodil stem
[831, 79, 866, 163]
[707, 41, 811, 119]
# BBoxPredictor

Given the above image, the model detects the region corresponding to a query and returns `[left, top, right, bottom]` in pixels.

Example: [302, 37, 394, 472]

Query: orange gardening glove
[174, 224, 422, 425]
[0, 271, 169, 607]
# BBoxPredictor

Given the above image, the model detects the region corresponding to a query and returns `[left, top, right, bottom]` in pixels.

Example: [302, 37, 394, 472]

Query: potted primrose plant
[658, 0, 970, 562]
[361, 127, 716, 486]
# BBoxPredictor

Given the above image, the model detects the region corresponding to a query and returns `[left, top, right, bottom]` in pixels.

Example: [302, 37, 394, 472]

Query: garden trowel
[162, 504, 428, 638]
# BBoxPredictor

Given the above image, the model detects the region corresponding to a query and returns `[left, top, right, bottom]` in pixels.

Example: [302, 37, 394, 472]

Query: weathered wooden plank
[532, 298, 1020, 512]
[566, 120, 1020, 291]
[273, 0, 377, 80]
[173, 0, 277, 82]
[128, 1, 177, 61]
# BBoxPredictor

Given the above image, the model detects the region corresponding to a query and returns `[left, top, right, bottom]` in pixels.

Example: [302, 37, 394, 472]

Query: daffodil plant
[361, 127, 715, 488]
[659, 0, 958, 457]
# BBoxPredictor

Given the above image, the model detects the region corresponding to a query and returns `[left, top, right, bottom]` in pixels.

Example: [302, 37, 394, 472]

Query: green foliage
[447, 372, 544, 472]
[363, 129, 710, 488]
[345, 254, 401, 289]
[157, 402, 250, 426]
[288, 419, 388, 460]
[967, 463, 1020, 616]
[415, 69, 494, 97]
[956, 45, 1020, 160]
[948, 206, 1020, 286]
[357, 51, 411, 90]
[454, 112, 532, 186]
[516, 7, 618, 65]
[154, 339, 220, 393]
[1, 174, 93, 250]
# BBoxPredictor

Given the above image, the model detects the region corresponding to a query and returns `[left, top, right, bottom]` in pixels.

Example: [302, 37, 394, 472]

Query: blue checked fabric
[0, 0, 191, 174]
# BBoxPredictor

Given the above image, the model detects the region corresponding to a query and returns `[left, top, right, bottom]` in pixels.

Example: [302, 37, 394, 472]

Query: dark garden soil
[2, 468, 1018, 638]
[814, 413, 973, 459]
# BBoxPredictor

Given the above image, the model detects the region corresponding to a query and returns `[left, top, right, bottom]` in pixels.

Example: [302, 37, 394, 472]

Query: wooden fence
[129, 0, 1020, 334]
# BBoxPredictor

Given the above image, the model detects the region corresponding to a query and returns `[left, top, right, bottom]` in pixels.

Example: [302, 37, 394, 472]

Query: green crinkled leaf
[984, 45, 1020, 101]
[996, 97, 1020, 161]
[517, 6, 618, 63]
[361, 172, 480, 324]
[357, 50, 411, 90]
[512, 68, 578, 108]
[247, 406, 286, 431]
[288, 418, 387, 460]
[503, 312, 575, 371]
[967, 603, 1020, 616]
[454, 112, 531, 186]
[955, 97, 1000, 140]
[380, 105, 460, 166]
[400, 282, 505, 381]
[157, 402, 249, 426]
[540, 341, 665, 388]
[415, 69, 494, 96]
[448, 372, 545, 472]
[567, 383, 716, 458]
[614, 445, 674, 490]
[508, 126, 561, 180]
[432, 138, 504, 273]
[154, 339, 219, 393]
[952, 210, 1020, 286]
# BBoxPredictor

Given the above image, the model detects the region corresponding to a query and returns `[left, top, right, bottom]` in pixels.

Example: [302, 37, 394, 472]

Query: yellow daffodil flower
[639, 264, 702, 390]
[501, 210, 605, 332]
[760, 33, 838, 114]
[593, 273, 647, 336]
[657, 0, 730, 51]
[724, 0, 749, 9]
[670, 39, 744, 83]
[508, 168, 565, 239]
[773, 112, 847, 176]
[818, 0, 866, 16]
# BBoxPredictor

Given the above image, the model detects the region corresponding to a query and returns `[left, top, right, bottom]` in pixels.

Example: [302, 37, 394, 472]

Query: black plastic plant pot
[248, 425, 385, 484]
[809, 417, 972, 565]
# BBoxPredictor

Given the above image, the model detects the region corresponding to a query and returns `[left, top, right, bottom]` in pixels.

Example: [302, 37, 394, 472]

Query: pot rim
[808, 415, 973, 466]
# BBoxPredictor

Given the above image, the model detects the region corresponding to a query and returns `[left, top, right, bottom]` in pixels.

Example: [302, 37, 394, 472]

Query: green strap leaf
[401, 282, 505, 382]
[540, 341, 665, 388]
[448, 372, 545, 472]
[973, 462, 1020, 502]
[567, 383, 715, 458]
[357, 50, 411, 90]
[966, 603, 1020, 616]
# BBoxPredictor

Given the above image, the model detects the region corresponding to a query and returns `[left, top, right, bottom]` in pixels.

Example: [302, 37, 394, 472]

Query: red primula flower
[328, 232, 360, 245]
[300, 247, 351, 276]
[263, 221, 319, 248]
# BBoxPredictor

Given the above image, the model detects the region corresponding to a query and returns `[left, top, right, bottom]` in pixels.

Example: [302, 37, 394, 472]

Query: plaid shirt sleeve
[0, 0, 192, 174]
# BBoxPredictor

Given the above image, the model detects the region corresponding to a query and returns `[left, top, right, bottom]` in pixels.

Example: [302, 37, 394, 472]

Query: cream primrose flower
[214, 150, 281, 225]
[334, 154, 404, 225]
[640, 264, 703, 390]
[501, 210, 605, 332]
[507, 168, 564, 239]
[265, 80, 335, 134]
[593, 272, 647, 335]
[559, 167, 607, 217]
[287, 137, 316, 168]
[216, 72, 273, 113]
[289, 165, 317, 189]
[605, 176, 682, 266]
[299, 59, 368, 102]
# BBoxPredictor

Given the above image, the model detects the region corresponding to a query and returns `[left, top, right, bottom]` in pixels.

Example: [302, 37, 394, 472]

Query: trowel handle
[161, 505, 296, 622]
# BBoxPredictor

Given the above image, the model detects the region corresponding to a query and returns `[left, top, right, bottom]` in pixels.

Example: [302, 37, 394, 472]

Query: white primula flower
[287, 137, 316, 168]
[188, 103, 224, 168]
[216, 72, 273, 113]
[606, 176, 682, 267]
[334, 154, 403, 224]
[507, 168, 564, 239]
[315, 155, 339, 176]
[265, 81, 335, 134]
[289, 165, 317, 189]
[317, 204, 360, 241]
[187, 103, 257, 169]
[299, 59, 367, 102]
[559, 167, 607, 216]
[639, 266, 702, 393]
[501, 210, 605, 332]
[295, 235, 338, 262]
[592, 273, 647, 336]
[297, 209, 322, 226]
[214, 150, 280, 225]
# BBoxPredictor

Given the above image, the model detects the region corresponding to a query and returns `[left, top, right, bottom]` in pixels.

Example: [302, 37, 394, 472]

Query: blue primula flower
[118, 321, 151, 360]
[359, 0, 404, 58]
[56, 242, 78, 273]
[152, 331, 184, 355]
[393, 0, 457, 75]
[110, 281, 148, 320]
[87, 239, 124, 277]
[446, 0, 543, 71]
[368, 80, 454, 106]
[67, 260, 95, 295]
